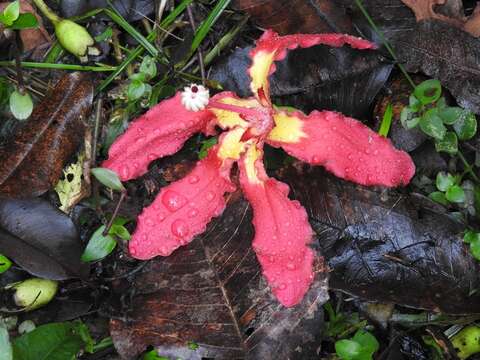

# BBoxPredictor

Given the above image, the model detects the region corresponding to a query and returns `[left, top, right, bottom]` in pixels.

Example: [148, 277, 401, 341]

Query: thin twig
[91, 97, 103, 166]
[186, 4, 206, 84]
[102, 191, 126, 236]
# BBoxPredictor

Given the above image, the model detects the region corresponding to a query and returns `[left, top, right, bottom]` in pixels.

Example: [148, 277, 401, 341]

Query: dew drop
[141, 234, 148, 241]
[272, 235, 278, 240]
[206, 191, 215, 201]
[286, 262, 296, 270]
[332, 126, 337, 131]
[311, 156, 320, 163]
[162, 190, 187, 212]
[347, 153, 354, 160]
[147, 153, 157, 161]
[188, 208, 199, 218]
[157, 212, 166, 222]
[278, 283, 286, 290]
[373, 149, 379, 155]
[287, 241, 292, 246]
[327, 146, 332, 151]
[288, 255, 295, 261]
[145, 218, 154, 227]
[120, 165, 130, 179]
[133, 162, 140, 169]
[171, 219, 189, 238]
[269, 256, 275, 263]
[159, 246, 168, 256]
[189, 175, 200, 184]
[154, 129, 161, 135]
[135, 137, 144, 143]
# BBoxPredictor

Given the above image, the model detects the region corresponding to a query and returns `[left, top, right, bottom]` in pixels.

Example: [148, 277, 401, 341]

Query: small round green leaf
[435, 131, 458, 155]
[9, 90, 33, 120]
[453, 111, 477, 140]
[139, 55, 157, 80]
[408, 94, 421, 112]
[110, 224, 131, 241]
[1, 0, 20, 26]
[0, 254, 12, 274]
[335, 339, 362, 360]
[91, 167, 125, 191]
[436, 172, 455, 192]
[445, 185, 466, 203]
[414, 79, 441, 105]
[81, 225, 117, 262]
[419, 108, 446, 140]
[9, 13, 38, 30]
[352, 330, 380, 356]
[127, 80, 146, 101]
[429, 191, 448, 206]
[438, 107, 463, 125]
[464, 231, 480, 244]
[469, 238, 480, 261]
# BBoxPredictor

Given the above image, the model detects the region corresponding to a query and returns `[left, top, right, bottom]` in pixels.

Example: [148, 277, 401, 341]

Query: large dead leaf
[110, 195, 329, 360]
[0, 72, 93, 198]
[279, 164, 480, 314]
[232, 0, 352, 34]
[211, 45, 392, 118]
[0, 198, 89, 280]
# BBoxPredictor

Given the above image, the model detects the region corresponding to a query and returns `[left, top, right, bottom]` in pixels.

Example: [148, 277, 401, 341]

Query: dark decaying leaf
[389, 20, 480, 114]
[232, 0, 353, 34]
[211, 45, 392, 118]
[110, 196, 329, 360]
[0, 72, 93, 198]
[0, 198, 89, 280]
[60, 0, 154, 21]
[278, 165, 480, 314]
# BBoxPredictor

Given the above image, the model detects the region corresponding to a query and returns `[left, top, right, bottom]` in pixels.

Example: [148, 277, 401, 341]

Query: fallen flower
[103, 30, 415, 307]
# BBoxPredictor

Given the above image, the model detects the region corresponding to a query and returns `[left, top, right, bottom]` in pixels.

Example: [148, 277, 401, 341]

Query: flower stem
[102, 191, 126, 236]
[31, 0, 61, 24]
[458, 150, 480, 183]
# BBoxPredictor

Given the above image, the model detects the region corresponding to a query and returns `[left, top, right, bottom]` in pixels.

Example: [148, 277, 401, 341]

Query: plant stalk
[31, 0, 61, 24]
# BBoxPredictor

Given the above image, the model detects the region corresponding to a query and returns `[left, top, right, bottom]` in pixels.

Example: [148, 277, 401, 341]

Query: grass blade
[378, 103, 393, 137]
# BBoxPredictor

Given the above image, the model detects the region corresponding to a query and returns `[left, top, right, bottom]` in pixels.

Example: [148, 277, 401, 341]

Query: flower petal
[249, 30, 376, 105]
[239, 144, 314, 307]
[103, 92, 214, 181]
[129, 145, 236, 260]
[267, 109, 415, 187]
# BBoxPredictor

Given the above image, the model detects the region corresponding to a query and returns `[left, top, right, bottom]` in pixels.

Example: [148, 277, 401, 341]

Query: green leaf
[9, 90, 33, 120]
[143, 350, 169, 360]
[94, 26, 113, 42]
[438, 106, 463, 125]
[0, 327, 12, 360]
[81, 225, 117, 262]
[408, 94, 421, 112]
[127, 80, 146, 101]
[400, 107, 415, 129]
[378, 103, 393, 137]
[464, 231, 480, 244]
[453, 111, 477, 140]
[429, 191, 449, 206]
[335, 339, 362, 360]
[12, 322, 89, 360]
[470, 238, 480, 261]
[435, 131, 458, 155]
[199, 137, 218, 159]
[436, 172, 455, 192]
[0, 254, 12, 274]
[419, 108, 446, 140]
[0, 0, 20, 26]
[139, 55, 157, 80]
[414, 79, 441, 105]
[445, 185, 466, 203]
[352, 330, 379, 357]
[91, 167, 124, 191]
[110, 224, 131, 241]
[436, 97, 447, 110]
[9, 13, 38, 30]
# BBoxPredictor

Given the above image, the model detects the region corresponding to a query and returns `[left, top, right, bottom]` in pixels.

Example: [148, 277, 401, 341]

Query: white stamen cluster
[181, 84, 210, 111]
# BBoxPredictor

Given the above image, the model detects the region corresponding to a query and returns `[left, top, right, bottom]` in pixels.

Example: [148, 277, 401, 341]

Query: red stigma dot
[191, 85, 198, 93]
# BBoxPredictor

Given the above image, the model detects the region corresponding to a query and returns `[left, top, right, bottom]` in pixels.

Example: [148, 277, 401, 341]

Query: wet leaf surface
[278, 164, 480, 314]
[110, 194, 329, 360]
[390, 20, 480, 114]
[0, 72, 93, 198]
[233, 0, 353, 34]
[211, 45, 392, 118]
[0, 198, 89, 280]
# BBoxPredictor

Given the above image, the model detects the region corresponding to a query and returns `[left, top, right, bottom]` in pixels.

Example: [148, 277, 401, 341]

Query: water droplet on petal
[278, 283, 286, 290]
[154, 129, 161, 135]
[130, 244, 137, 255]
[206, 191, 215, 201]
[145, 218, 154, 227]
[162, 190, 187, 212]
[120, 165, 130, 179]
[135, 137, 144, 143]
[133, 162, 140, 169]
[373, 149, 379, 155]
[311, 156, 320, 163]
[269, 256, 275, 263]
[171, 219, 189, 238]
[157, 212, 166, 222]
[286, 262, 296, 270]
[147, 153, 157, 161]
[189, 175, 200, 184]
[141, 234, 148, 241]
[188, 208, 199, 218]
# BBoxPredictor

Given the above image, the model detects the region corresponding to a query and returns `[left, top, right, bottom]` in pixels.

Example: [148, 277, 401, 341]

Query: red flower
[103, 30, 415, 307]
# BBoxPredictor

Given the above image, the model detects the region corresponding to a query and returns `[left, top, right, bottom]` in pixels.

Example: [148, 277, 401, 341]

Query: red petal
[103, 92, 214, 181]
[249, 30, 376, 104]
[267, 109, 415, 187]
[129, 146, 236, 260]
[239, 144, 314, 307]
